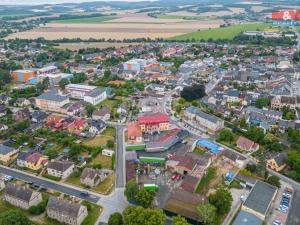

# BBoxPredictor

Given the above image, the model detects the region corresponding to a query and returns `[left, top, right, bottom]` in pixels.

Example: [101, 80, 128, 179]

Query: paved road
[116, 125, 126, 188]
[0, 165, 100, 203]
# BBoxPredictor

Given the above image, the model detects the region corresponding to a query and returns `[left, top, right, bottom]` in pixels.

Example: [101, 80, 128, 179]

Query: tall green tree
[172, 215, 189, 225]
[218, 129, 234, 143]
[196, 203, 218, 225]
[135, 189, 155, 208]
[108, 212, 123, 225]
[124, 179, 139, 201]
[123, 206, 165, 225]
[85, 104, 95, 118]
[209, 187, 233, 215]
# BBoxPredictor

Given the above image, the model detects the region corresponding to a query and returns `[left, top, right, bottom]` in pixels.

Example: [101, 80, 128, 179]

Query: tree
[266, 175, 281, 188]
[135, 189, 155, 208]
[196, 203, 218, 225]
[255, 98, 270, 109]
[180, 84, 206, 101]
[125, 179, 139, 201]
[123, 206, 165, 225]
[246, 164, 257, 173]
[85, 104, 95, 118]
[104, 69, 112, 79]
[245, 126, 265, 144]
[172, 215, 189, 225]
[59, 78, 70, 90]
[0, 210, 34, 225]
[108, 212, 123, 225]
[239, 117, 247, 128]
[107, 140, 115, 148]
[209, 187, 233, 215]
[218, 129, 234, 143]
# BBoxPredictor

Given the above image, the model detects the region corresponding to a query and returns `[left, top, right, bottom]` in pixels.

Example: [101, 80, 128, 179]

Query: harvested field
[250, 6, 270, 12]
[239, 1, 262, 4]
[56, 42, 140, 50]
[228, 7, 246, 14]
[199, 10, 235, 17]
[7, 15, 224, 40]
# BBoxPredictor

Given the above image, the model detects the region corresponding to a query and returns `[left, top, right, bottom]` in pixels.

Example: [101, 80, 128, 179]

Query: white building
[46, 161, 74, 179]
[83, 88, 107, 105]
[65, 84, 98, 99]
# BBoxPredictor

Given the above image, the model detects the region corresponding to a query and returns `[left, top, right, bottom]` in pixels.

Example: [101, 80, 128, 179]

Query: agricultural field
[6, 13, 224, 40]
[169, 22, 271, 41]
[52, 16, 117, 24]
[56, 42, 140, 50]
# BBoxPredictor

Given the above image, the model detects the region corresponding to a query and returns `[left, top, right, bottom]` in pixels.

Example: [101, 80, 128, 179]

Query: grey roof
[86, 88, 105, 98]
[232, 210, 263, 225]
[47, 161, 74, 172]
[90, 119, 106, 131]
[0, 144, 15, 155]
[36, 90, 68, 102]
[186, 106, 222, 124]
[47, 197, 83, 218]
[5, 183, 35, 202]
[31, 111, 48, 121]
[243, 181, 277, 215]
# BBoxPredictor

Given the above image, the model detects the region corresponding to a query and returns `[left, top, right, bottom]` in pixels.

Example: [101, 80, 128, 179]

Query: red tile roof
[138, 113, 169, 125]
[127, 122, 142, 137]
[180, 175, 200, 193]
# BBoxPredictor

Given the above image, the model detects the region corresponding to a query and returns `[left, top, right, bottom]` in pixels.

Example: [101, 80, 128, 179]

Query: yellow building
[0, 144, 18, 163]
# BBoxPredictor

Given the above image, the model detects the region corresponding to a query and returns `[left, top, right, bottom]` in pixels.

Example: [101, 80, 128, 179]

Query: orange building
[11, 69, 37, 83]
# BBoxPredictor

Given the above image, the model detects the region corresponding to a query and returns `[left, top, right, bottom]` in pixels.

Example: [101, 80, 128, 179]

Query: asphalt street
[116, 125, 126, 188]
[0, 165, 100, 203]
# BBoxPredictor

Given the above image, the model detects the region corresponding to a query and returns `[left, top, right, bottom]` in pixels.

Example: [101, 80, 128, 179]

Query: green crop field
[52, 16, 117, 24]
[169, 22, 271, 41]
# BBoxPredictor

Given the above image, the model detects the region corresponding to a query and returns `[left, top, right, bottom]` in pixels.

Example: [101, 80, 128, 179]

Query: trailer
[144, 183, 159, 191]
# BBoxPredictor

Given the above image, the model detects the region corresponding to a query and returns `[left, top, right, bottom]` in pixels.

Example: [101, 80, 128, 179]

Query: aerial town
[0, 1, 300, 225]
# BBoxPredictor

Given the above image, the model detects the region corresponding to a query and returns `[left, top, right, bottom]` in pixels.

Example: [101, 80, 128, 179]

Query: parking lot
[286, 189, 300, 225]
[267, 182, 294, 225]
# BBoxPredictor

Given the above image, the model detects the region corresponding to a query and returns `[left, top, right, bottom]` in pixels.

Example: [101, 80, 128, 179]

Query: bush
[42, 173, 61, 181]
[29, 196, 48, 215]
[108, 212, 123, 225]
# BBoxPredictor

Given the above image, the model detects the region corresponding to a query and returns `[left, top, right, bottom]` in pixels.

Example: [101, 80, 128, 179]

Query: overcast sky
[0, 0, 146, 5]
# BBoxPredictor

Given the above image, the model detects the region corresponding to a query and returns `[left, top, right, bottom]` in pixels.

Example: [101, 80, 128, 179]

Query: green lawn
[195, 167, 217, 194]
[52, 16, 117, 24]
[82, 201, 102, 225]
[102, 127, 116, 137]
[83, 135, 114, 149]
[90, 154, 113, 169]
[169, 22, 271, 41]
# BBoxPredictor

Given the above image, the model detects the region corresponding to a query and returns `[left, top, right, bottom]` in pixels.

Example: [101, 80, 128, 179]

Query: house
[137, 113, 170, 133]
[46, 197, 88, 225]
[236, 136, 260, 152]
[45, 114, 64, 128]
[63, 118, 87, 134]
[117, 103, 128, 115]
[15, 98, 31, 107]
[14, 108, 31, 121]
[4, 183, 42, 209]
[0, 124, 8, 131]
[242, 181, 277, 220]
[267, 153, 287, 172]
[25, 152, 48, 170]
[80, 168, 112, 188]
[0, 94, 9, 105]
[89, 119, 106, 135]
[46, 161, 74, 179]
[184, 106, 224, 133]
[226, 89, 240, 103]
[31, 111, 48, 123]
[180, 175, 200, 193]
[166, 155, 197, 175]
[0, 144, 18, 162]
[92, 107, 110, 121]
[83, 88, 107, 105]
[35, 89, 70, 113]
[271, 96, 297, 109]
[127, 122, 143, 144]
[0, 105, 6, 117]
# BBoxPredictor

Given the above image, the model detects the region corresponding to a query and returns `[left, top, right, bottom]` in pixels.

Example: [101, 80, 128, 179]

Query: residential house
[0, 124, 8, 131]
[271, 96, 298, 109]
[184, 106, 224, 133]
[4, 183, 42, 209]
[17, 151, 33, 168]
[14, 108, 31, 121]
[35, 89, 70, 113]
[92, 107, 110, 121]
[226, 89, 240, 103]
[137, 113, 170, 133]
[166, 155, 197, 175]
[46, 161, 74, 179]
[267, 153, 287, 172]
[127, 122, 143, 144]
[80, 168, 112, 188]
[236, 136, 259, 152]
[63, 118, 87, 134]
[31, 111, 48, 123]
[45, 114, 64, 129]
[0, 144, 18, 162]
[46, 197, 88, 225]
[25, 152, 48, 170]
[0, 105, 7, 117]
[89, 119, 106, 135]
[0, 94, 9, 105]
[15, 98, 31, 107]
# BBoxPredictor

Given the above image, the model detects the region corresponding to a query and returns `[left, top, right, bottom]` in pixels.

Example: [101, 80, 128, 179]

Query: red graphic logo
[272, 10, 300, 21]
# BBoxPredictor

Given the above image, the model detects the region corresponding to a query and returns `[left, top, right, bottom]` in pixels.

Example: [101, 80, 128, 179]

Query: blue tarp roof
[196, 139, 222, 155]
